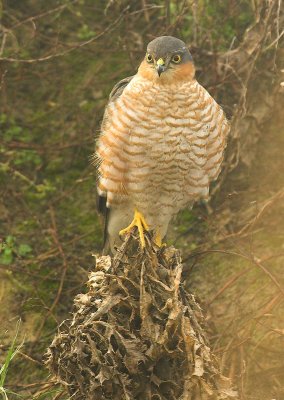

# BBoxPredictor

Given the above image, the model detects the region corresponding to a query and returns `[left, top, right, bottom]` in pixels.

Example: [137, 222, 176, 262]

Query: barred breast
[96, 74, 229, 235]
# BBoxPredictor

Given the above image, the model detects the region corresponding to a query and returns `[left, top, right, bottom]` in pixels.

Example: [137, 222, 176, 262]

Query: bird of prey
[96, 36, 229, 253]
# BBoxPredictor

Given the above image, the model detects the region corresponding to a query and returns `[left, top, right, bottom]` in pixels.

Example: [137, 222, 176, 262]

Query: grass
[0, 321, 23, 400]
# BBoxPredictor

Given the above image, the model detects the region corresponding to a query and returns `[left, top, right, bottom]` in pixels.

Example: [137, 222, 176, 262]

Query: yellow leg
[119, 209, 149, 247]
[154, 231, 162, 247]
[154, 230, 166, 248]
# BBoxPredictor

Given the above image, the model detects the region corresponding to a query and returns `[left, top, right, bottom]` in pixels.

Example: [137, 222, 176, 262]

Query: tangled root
[46, 234, 238, 399]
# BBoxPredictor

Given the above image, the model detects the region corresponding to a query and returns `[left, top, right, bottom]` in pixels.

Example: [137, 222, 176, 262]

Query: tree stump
[46, 233, 238, 399]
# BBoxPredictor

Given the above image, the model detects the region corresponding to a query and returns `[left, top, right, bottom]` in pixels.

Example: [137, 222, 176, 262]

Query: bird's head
[138, 36, 195, 83]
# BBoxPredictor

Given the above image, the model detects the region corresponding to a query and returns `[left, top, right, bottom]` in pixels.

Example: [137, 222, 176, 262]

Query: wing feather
[96, 75, 133, 251]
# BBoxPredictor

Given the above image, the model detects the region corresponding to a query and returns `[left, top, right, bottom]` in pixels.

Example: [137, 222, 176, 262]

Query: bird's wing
[109, 75, 134, 101]
[205, 99, 230, 182]
[96, 75, 134, 251]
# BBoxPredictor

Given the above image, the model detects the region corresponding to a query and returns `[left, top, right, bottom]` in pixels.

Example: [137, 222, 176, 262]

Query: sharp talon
[119, 209, 149, 248]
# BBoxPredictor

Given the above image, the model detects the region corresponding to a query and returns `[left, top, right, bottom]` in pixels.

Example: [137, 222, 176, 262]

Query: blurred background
[0, 0, 283, 399]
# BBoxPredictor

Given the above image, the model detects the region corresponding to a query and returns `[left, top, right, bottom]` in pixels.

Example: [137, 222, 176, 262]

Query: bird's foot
[154, 231, 166, 248]
[119, 209, 149, 248]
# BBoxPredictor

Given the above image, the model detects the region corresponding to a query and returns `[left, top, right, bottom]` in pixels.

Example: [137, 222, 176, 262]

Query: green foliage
[205, 1, 252, 41]
[17, 244, 32, 257]
[3, 125, 22, 142]
[0, 236, 33, 265]
[77, 24, 96, 40]
[0, 321, 23, 400]
[0, 115, 32, 143]
[29, 179, 56, 200]
[0, 236, 15, 265]
[181, 0, 254, 50]
[0, 245, 13, 266]
[13, 150, 42, 167]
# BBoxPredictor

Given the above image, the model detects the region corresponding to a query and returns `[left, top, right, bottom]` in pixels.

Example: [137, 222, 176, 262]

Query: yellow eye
[172, 54, 181, 63]
[146, 53, 153, 63]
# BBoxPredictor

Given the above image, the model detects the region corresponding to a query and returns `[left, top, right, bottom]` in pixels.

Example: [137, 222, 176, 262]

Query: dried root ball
[46, 234, 237, 399]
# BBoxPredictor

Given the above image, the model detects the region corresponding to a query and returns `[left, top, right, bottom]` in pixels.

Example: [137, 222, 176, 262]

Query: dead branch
[46, 233, 238, 399]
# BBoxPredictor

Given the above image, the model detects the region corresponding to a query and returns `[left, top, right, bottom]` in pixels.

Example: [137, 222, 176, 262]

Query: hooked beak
[156, 58, 166, 77]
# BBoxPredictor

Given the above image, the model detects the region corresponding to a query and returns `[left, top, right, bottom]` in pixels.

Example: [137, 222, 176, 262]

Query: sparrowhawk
[96, 36, 229, 253]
